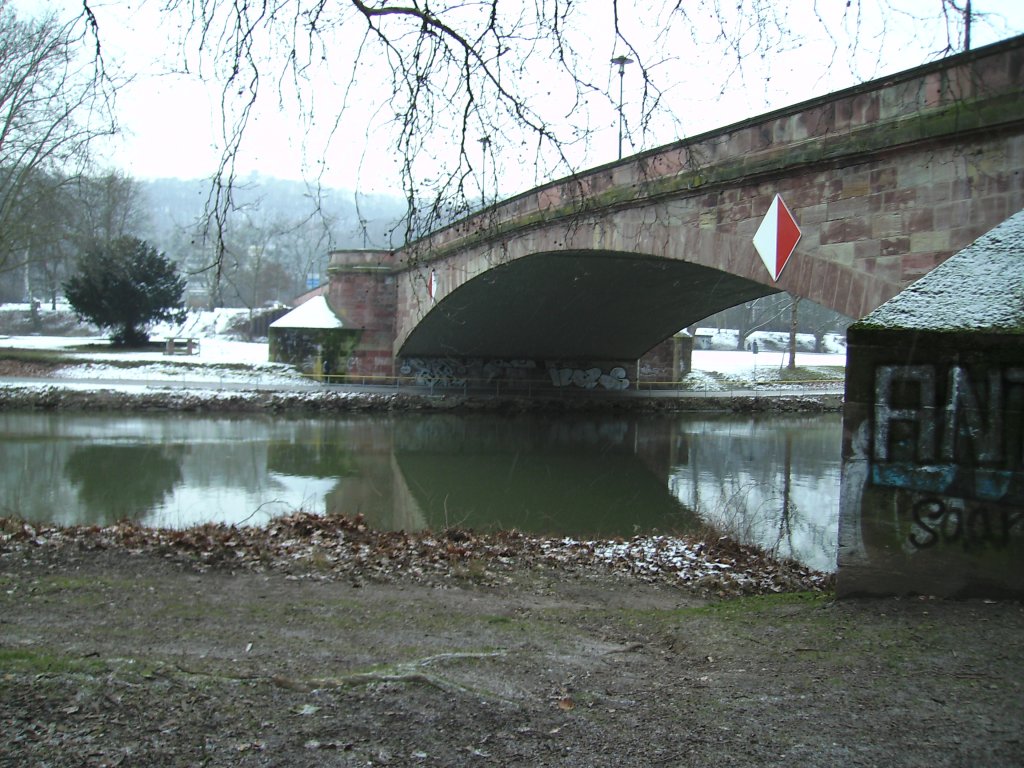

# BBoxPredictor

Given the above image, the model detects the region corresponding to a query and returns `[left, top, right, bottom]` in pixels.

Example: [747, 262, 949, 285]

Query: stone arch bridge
[325, 35, 1024, 390]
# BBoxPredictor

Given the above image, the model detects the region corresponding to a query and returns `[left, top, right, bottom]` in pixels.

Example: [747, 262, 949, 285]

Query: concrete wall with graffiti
[396, 357, 637, 391]
[395, 336, 693, 392]
[837, 213, 1024, 598]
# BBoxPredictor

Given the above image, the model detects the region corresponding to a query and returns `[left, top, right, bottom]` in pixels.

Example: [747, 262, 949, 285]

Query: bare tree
[75, 0, 1017, 280]
[35, 171, 149, 306]
[787, 297, 800, 372]
[941, 0, 975, 51]
[802, 301, 853, 352]
[70, 171, 149, 247]
[732, 296, 791, 351]
[12, 170, 147, 308]
[0, 2, 118, 276]
[193, 205, 308, 314]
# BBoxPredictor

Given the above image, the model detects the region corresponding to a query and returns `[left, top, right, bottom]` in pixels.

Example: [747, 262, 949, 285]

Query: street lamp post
[610, 55, 633, 160]
[478, 135, 491, 206]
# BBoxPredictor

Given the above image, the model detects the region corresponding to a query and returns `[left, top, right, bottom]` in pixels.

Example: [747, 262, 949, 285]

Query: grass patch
[776, 366, 845, 382]
[0, 574, 147, 611]
[65, 341, 164, 353]
[0, 648, 108, 675]
[681, 366, 845, 390]
[0, 348, 76, 365]
[15, 574, 144, 595]
[678, 371, 747, 390]
[677, 591, 831, 618]
[0, 343, 162, 359]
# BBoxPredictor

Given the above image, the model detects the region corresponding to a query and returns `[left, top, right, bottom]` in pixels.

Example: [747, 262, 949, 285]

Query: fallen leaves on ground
[0, 512, 831, 596]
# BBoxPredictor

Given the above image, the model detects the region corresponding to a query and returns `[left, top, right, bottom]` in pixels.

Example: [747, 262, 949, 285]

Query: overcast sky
[13, 0, 1024, 196]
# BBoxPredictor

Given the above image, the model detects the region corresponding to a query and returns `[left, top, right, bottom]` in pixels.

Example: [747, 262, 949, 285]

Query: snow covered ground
[690, 348, 846, 388]
[0, 334, 304, 387]
[696, 327, 846, 355]
[0, 305, 304, 387]
[687, 328, 846, 388]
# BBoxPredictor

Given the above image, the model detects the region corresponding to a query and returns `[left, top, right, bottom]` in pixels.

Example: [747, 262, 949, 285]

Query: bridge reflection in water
[0, 411, 841, 571]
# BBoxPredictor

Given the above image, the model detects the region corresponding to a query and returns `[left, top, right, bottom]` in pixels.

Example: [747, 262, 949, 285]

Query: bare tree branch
[61, 0, 1023, 290]
[0, 2, 120, 274]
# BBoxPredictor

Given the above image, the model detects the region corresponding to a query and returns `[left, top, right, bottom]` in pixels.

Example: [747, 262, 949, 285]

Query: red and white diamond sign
[753, 193, 801, 282]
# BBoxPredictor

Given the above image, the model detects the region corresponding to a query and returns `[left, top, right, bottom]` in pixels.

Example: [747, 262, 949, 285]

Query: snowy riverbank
[0, 304, 846, 408]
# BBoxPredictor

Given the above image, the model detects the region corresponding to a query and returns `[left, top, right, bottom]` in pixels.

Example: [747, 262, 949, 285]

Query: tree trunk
[787, 298, 800, 371]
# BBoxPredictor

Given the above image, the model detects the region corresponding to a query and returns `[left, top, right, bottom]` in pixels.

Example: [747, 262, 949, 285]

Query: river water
[0, 410, 842, 571]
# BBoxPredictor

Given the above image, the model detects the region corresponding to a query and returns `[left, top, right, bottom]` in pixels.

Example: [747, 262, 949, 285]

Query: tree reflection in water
[671, 420, 841, 572]
[65, 444, 186, 524]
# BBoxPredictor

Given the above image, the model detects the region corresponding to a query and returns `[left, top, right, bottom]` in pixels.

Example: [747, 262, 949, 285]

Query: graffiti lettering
[400, 358, 468, 388]
[874, 365, 937, 462]
[398, 357, 538, 388]
[906, 495, 1024, 551]
[482, 359, 535, 383]
[873, 364, 1024, 468]
[548, 366, 630, 390]
[841, 357, 1024, 594]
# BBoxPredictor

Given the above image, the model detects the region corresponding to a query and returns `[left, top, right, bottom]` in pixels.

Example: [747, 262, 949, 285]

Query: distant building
[693, 328, 715, 350]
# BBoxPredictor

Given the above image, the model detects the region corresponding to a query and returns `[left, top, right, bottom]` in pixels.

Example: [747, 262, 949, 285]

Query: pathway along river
[0, 410, 842, 572]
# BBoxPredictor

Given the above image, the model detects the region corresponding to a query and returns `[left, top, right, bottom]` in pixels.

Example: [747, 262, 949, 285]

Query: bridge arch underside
[398, 250, 778, 361]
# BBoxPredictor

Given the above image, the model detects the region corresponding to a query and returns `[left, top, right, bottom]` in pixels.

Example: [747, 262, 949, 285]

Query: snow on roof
[270, 296, 344, 330]
[862, 209, 1024, 332]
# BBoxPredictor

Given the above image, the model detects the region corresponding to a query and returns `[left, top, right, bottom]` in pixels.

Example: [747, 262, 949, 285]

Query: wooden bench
[164, 337, 200, 356]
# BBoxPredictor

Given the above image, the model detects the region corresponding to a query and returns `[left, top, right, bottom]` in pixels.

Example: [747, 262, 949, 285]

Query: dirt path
[2, 538, 1022, 767]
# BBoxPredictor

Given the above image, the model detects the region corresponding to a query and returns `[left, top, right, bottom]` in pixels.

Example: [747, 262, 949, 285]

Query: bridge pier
[639, 335, 693, 387]
[837, 211, 1024, 599]
[325, 249, 399, 379]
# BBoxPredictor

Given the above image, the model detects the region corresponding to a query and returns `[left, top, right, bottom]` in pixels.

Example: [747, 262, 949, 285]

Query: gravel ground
[1, 517, 1022, 768]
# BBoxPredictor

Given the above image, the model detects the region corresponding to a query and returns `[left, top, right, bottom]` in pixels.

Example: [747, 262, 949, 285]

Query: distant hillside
[136, 177, 409, 251]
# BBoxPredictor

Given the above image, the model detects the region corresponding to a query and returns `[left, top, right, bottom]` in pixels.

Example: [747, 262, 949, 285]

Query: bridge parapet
[407, 36, 1024, 264]
[408, 35, 1024, 267]
[327, 249, 400, 271]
